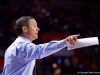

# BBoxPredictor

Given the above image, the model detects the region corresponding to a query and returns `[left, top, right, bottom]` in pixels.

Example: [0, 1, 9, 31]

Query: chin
[33, 36, 38, 40]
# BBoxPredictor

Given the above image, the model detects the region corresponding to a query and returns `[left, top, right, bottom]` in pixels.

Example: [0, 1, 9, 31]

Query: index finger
[73, 34, 80, 37]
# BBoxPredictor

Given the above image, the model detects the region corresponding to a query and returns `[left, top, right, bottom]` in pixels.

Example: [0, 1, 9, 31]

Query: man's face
[26, 19, 40, 40]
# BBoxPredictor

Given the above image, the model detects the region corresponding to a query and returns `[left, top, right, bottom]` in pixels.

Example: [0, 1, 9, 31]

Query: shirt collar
[18, 36, 31, 43]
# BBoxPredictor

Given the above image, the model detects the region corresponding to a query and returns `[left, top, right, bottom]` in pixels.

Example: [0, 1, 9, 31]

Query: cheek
[30, 29, 35, 35]
[29, 28, 34, 32]
[29, 27, 36, 34]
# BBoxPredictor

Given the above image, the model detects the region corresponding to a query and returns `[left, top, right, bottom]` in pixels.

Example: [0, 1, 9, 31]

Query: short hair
[15, 16, 33, 35]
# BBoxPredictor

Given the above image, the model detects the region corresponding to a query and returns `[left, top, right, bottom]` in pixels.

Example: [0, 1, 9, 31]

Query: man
[2, 16, 79, 75]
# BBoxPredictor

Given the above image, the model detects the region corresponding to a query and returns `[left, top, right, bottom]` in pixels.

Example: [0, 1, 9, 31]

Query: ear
[22, 26, 28, 33]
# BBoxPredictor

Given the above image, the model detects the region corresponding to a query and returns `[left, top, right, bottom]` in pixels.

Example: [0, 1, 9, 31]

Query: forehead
[28, 19, 37, 26]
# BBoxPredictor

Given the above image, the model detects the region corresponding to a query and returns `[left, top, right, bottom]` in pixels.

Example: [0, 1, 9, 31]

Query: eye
[34, 25, 38, 28]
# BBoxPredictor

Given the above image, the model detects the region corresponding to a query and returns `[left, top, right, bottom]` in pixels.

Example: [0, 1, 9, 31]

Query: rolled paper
[67, 37, 99, 50]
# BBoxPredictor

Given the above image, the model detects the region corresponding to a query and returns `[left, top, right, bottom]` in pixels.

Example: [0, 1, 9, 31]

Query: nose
[37, 27, 40, 31]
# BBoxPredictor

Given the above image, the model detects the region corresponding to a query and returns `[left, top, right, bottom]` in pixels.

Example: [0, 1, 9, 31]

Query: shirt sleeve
[36, 40, 67, 59]
[18, 39, 67, 62]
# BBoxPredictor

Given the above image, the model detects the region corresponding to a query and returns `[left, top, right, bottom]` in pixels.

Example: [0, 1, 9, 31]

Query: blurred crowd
[0, 0, 100, 75]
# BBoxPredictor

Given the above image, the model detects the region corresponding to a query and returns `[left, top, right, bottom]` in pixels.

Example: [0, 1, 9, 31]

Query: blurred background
[0, 0, 100, 75]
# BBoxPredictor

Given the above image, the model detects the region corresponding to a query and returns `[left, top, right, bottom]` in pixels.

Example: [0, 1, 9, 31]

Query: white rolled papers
[67, 37, 99, 50]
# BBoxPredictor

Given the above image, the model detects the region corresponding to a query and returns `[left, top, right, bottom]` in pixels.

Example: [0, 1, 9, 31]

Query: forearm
[37, 39, 67, 59]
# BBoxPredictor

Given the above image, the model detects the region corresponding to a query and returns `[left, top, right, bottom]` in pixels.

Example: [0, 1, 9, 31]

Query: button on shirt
[2, 36, 67, 75]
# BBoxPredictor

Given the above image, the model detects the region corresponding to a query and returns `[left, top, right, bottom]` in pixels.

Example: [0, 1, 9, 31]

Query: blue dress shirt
[2, 36, 67, 75]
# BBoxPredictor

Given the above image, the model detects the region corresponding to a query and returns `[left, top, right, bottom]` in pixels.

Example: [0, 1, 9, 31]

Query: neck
[21, 34, 33, 42]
